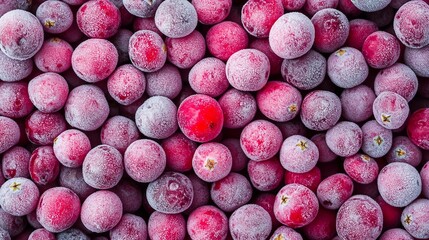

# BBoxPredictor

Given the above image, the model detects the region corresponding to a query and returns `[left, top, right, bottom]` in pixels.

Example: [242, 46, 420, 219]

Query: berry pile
[0, 0, 429, 239]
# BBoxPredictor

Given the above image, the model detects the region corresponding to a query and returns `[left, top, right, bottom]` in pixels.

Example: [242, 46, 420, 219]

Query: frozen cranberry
[0, 208, 26, 237]
[100, 116, 139, 154]
[107, 64, 146, 106]
[401, 198, 429, 239]
[274, 183, 319, 228]
[407, 108, 429, 150]
[53, 129, 91, 168]
[421, 161, 429, 198]
[28, 228, 55, 240]
[387, 136, 422, 166]
[253, 193, 281, 228]
[110, 213, 147, 240]
[240, 119, 283, 162]
[256, 81, 302, 122]
[206, 21, 248, 61]
[230, 204, 272, 240]
[0, 50, 32, 82]
[328, 47, 369, 88]
[248, 157, 283, 191]
[80, 190, 123, 233]
[77, 0, 120, 38]
[311, 134, 336, 163]
[280, 135, 319, 173]
[82, 145, 123, 189]
[33, 38, 73, 74]
[124, 139, 166, 183]
[218, 89, 257, 129]
[165, 31, 205, 70]
[0, 82, 33, 118]
[394, 1, 429, 48]
[111, 180, 143, 213]
[187, 205, 228, 240]
[129, 30, 167, 72]
[64, 85, 110, 131]
[250, 38, 283, 76]
[211, 172, 253, 212]
[192, 142, 232, 182]
[56, 228, 90, 240]
[29, 146, 60, 185]
[133, 17, 161, 34]
[301, 207, 336, 240]
[284, 167, 322, 192]
[146, 172, 193, 214]
[362, 31, 401, 69]
[404, 45, 429, 77]
[192, 0, 231, 25]
[326, 121, 363, 157]
[271, 226, 303, 239]
[37, 187, 81, 232]
[59, 166, 95, 200]
[361, 120, 393, 158]
[28, 72, 69, 113]
[148, 211, 186, 240]
[25, 111, 67, 146]
[379, 228, 414, 240]
[373, 91, 410, 130]
[344, 154, 379, 184]
[154, 0, 198, 38]
[300, 90, 342, 131]
[376, 195, 402, 229]
[351, 0, 391, 11]
[241, 0, 283, 38]
[336, 195, 383, 240]
[317, 173, 354, 210]
[58, 20, 84, 43]
[145, 64, 182, 99]
[123, 0, 160, 18]
[1, 146, 30, 179]
[72, 38, 119, 83]
[36, 0, 73, 34]
[177, 94, 224, 143]
[185, 173, 210, 213]
[222, 138, 249, 172]
[269, 12, 315, 59]
[161, 133, 196, 172]
[0, 177, 39, 216]
[341, 85, 376, 122]
[345, 19, 378, 50]
[188, 57, 228, 97]
[0, 10, 44, 60]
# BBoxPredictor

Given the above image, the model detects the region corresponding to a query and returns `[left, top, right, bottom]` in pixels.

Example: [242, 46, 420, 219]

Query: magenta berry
[80, 190, 123, 233]
[192, 0, 231, 25]
[107, 64, 146, 106]
[129, 30, 167, 72]
[250, 38, 283, 75]
[124, 139, 166, 183]
[161, 133, 196, 172]
[0, 117, 20, 154]
[206, 21, 248, 61]
[28, 228, 55, 240]
[146, 171, 193, 214]
[218, 89, 257, 129]
[376, 195, 403, 229]
[145, 63, 182, 99]
[256, 81, 302, 122]
[241, 0, 284, 38]
[284, 167, 322, 192]
[301, 207, 336, 240]
[0, 10, 44, 60]
[189, 57, 229, 97]
[154, 0, 198, 38]
[29, 146, 60, 186]
[361, 120, 393, 158]
[240, 119, 283, 162]
[0, 50, 32, 82]
[28, 72, 69, 113]
[387, 136, 422, 167]
[185, 173, 210, 213]
[351, 0, 391, 12]
[100, 116, 139, 154]
[344, 154, 379, 184]
[373, 91, 410, 130]
[394, 0, 429, 48]
[59, 166, 95, 200]
[165, 30, 206, 69]
[274, 183, 319, 228]
[37, 187, 81, 232]
[271, 226, 303, 240]
[187, 205, 229, 240]
[362, 31, 401, 69]
[282, 0, 306, 10]
[336, 195, 383, 240]
[407, 108, 429, 150]
[211, 172, 253, 212]
[317, 173, 354, 209]
[36, 0, 73, 34]
[379, 228, 414, 240]
[230, 204, 272, 240]
[222, 138, 249, 172]
[0, 82, 33, 118]
[0, 177, 39, 216]
[280, 135, 319, 173]
[77, 0, 121, 38]
[25, 111, 67, 145]
[401, 198, 429, 239]
[345, 19, 378, 50]
[53, 129, 91, 168]
[34, 38, 73, 73]
[404, 45, 429, 77]
[248, 157, 284, 191]
[326, 121, 363, 157]
[192, 142, 232, 182]
[110, 213, 147, 240]
[148, 212, 186, 240]
[111, 180, 143, 213]
[1, 146, 30, 179]
[311, 134, 337, 163]
[421, 161, 429, 199]
[340, 85, 375, 122]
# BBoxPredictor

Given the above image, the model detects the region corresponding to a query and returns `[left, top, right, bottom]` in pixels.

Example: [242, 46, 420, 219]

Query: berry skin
[407, 108, 429, 150]
[280, 135, 319, 174]
[154, 0, 198, 38]
[394, 0, 429, 48]
[192, 142, 232, 182]
[401, 199, 429, 239]
[0, 177, 39, 216]
[229, 204, 272, 240]
[187, 205, 229, 240]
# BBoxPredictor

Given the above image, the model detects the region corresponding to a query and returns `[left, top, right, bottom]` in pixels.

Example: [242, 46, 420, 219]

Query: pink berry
[336, 195, 383, 240]
[271, 226, 303, 239]
[76, 0, 121, 38]
[301, 207, 337, 240]
[421, 161, 429, 198]
[256, 81, 302, 122]
[211, 172, 253, 212]
[100, 116, 139, 154]
[340, 85, 376, 122]
[407, 108, 429, 150]
[282, 0, 306, 10]
[344, 154, 379, 184]
[222, 138, 249, 172]
[29, 146, 60, 186]
[192, 0, 232, 25]
[0, 10, 44, 60]
[161, 132, 196, 172]
[109, 213, 147, 240]
[185, 173, 210, 213]
[107, 64, 146, 106]
[1, 146, 30, 179]
[280, 135, 319, 173]
[64, 85, 110, 131]
[401, 198, 429, 239]
[362, 31, 401, 69]
[111, 180, 143, 213]
[59, 166, 95, 200]
[53, 129, 91, 168]
[71, 38, 118, 83]
[148, 211, 186, 240]
[146, 171, 193, 214]
[326, 121, 363, 157]
[0, 50, 33, 82]
[300, 90, 342, 131]
[192, 142, 232, 182]
[248, 157, 284, 191]
[274, 183, 319, 228]
[345, 19, 378, 50]
[311, 133, 337, 162]
[206, 21, 248, 61]
[284, 167, 322, 192]
[129, 30, 167, 72]
[404, 45, 429, 77]
[36, 0, 73, 34]
[351, 0, 391, 11]
[123, 0, 161, 18]
[373, 91, 410, 130]
[0, 177, 39, 216]
[361, 120, 393, 158]
[277, 118, 309, 141]
[0, 82, 33, 118]
[177, 94, 224, 143]
[124, 139, 166, 183]
[133, 17, 161, 35]
[187, 205, 229, 240]
[0, 116, 20, 154]
[145, 63, 182, 99]
[165, 30, 206, 69]
[37, 187, 81, 232]
[229, 204, 272, 240]
[304, 0, 339, 15]
[80, 190, 123, 233]
[189, 57, 229, 97]
[394, 0, 429, 48]
[376, 195, 402, 229]
[28, 72, 69, 113]
[387, 136, 422, 166]
[240, 119, 283, 162]
[241, 0, 284, 38]
[379, 228, 414, 240]
[33, 38, 73, 73]
[25, 111, 67, 145]
[250, 38, 283, 76]
[269, 12, 315, 59]
[28, 228, 55, 240]
[218, 89, 257, 129]
[0, 208, 26, 237]
[154, 0, 198, 38]
[253, 193, 281, 228]
[317, 173, 354, 209]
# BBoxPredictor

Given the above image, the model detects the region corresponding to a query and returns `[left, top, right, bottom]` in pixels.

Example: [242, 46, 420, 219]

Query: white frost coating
[350, 0, 391, 12]
[404, 45, 429, 77]
[0, 50, 33, 82]
[154, 0, 198, 38]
